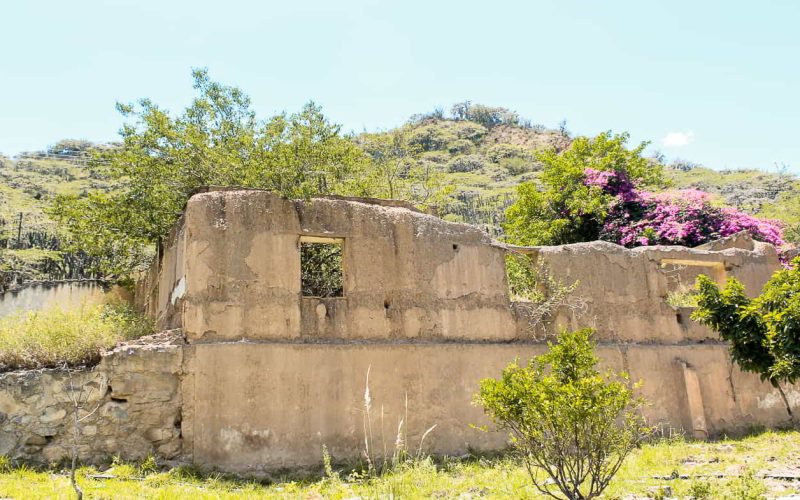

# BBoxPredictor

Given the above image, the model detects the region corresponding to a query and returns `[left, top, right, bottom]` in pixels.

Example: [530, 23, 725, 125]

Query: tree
[503, 132, 665, 246]
[356, 129, 451, 206]
[692, 260, 800, 422]
[475, 329, 648, 500]
[51, 69, 405, 278]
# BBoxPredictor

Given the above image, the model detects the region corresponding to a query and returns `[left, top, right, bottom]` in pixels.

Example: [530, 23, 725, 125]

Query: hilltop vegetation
[0, 142, 114, 290]
[1, 72, 799, 288]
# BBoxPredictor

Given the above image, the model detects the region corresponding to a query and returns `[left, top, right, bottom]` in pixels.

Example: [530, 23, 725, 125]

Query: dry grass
[0, 298, 152, 371]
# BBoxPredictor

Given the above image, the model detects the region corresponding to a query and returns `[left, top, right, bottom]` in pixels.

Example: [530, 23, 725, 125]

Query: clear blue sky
[2, 0, 799, 172]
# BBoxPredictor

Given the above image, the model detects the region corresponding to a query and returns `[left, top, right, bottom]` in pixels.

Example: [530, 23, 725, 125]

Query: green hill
[1, 107, 799, 289]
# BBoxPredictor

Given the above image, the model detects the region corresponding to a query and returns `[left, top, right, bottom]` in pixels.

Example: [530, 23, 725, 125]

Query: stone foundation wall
[0, 332, 183, 465]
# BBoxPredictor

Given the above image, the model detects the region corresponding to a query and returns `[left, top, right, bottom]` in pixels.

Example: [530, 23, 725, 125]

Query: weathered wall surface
[182, 342, 799, 473]
[53, 188, 786, 473]
[165, 190, 516, 342]
[0, 281, 108, 318]
[521, 235, 781, 342]
[0, 332, 183, 465]
[142, 190, 781, 345]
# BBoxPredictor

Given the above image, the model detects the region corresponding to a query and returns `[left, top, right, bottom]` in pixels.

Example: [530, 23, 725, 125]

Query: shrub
[448, 154, 487, 173]
[589, 170, 785, 249]
[475, 329, 649, 500]
[485, 144, 531, 163]
[447, 139, 474, 155]
[0, 298, 153, 371]
[498, 157, 536, 176]
[723, 469, 767, 500]
[504, 131, 665, 246]
[692, 258, 800, 422]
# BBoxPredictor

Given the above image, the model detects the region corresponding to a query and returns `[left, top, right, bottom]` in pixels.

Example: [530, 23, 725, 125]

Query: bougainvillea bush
[583, 168, 785, 250]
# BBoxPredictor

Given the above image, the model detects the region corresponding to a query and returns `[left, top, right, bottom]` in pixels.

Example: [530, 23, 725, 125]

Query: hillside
[1, 109, 799, 288]
[0, 141, 114, 290]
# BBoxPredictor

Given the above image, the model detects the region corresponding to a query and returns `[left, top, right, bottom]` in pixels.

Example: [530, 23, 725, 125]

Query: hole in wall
[300, 238, 344, 298]
[110, 396, 128, 403]
[452, 243, 459, 251]
[384, 299, 390, 309]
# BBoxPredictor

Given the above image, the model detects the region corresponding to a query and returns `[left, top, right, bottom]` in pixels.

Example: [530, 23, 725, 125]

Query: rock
[24, 435, 48, 446]
[0, 430, 18, 455]
[39, 408, 66, 424]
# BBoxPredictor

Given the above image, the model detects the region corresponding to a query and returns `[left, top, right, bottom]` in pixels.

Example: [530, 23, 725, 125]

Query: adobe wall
[5, 189, 795, 473]
[181, 342, 798, 474]
[148, 190, 517, 342]
[0, 281, 108, 318]
[516, 234, 781, 342]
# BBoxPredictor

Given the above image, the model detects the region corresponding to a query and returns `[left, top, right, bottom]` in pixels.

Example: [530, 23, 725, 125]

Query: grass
[0, 430, 798, 499]
[666, 287, 700, 308]
[0, 298, 153, 371]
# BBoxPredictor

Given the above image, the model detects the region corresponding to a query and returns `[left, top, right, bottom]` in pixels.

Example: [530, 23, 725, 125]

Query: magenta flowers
[583, 168, 785, 250]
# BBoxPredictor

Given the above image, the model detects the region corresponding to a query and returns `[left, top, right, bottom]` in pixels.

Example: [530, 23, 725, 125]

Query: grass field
[0, 430, 798, 499]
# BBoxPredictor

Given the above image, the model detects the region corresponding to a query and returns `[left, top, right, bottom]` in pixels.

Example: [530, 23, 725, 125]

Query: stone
[0, 430, 18, 455]
[24, 434, 48, 446]
[39, 408, 66, 424]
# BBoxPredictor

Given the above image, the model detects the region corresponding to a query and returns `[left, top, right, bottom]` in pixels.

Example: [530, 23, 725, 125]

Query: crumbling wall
[155, 190, 517, 342]
[0, 332, 184, 465]
[515, 237, 780, 342]
[119, 190, 796, 473]
[0, 281, 108, 318]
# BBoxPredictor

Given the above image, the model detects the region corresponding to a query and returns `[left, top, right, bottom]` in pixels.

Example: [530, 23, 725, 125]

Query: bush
[504, 131, 665, 246]
[448, 154, 487, 173]
[498, 157, 536, 176]
[588, 169, 785, 250]
[447, 139, 474, 155]
[485, 144, 531, 163]
[475, 329, 649, 500]
[0, 298, 153, 371]
[692, 258, 800, 421]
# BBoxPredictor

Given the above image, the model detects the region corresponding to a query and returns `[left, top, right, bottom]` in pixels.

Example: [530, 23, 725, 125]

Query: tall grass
[0, 298, 153, 371]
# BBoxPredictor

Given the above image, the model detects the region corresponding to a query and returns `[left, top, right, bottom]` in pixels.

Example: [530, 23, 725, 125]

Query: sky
[1, 0, 799, 172]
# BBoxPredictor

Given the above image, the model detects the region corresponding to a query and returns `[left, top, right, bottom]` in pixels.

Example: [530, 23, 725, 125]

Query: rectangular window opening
[300, 238, 344, 298]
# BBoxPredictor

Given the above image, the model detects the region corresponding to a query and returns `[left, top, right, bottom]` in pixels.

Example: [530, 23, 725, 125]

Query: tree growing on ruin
[475, 329, 649, 500]
[503, 132, 666, 246]
[51, 69, 448, 279]
[692, 259, 800, 423]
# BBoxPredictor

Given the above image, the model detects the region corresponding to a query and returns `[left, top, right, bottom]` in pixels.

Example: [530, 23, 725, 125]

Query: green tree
[692, 259, 800, 422]
[51, 69, 397, 278]
[475, 329, 648, 500]
[356, 129, 452, 206]
[503, 132, 665, 246]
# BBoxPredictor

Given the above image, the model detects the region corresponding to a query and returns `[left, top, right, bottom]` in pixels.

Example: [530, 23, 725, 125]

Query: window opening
[300, 238, 344, 297]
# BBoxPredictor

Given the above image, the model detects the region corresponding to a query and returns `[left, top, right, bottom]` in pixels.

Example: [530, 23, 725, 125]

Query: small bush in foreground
[475, 329, 649, 500]
[0, 298, 152, 371]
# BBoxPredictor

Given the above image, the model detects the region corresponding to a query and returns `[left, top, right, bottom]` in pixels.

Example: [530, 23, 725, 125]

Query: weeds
[0, 296, 152, 371]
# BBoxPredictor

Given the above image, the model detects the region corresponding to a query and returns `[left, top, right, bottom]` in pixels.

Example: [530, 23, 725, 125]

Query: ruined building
[0, 189, 798, 474]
